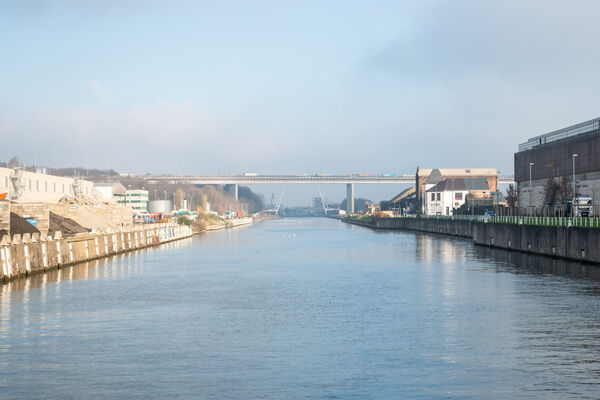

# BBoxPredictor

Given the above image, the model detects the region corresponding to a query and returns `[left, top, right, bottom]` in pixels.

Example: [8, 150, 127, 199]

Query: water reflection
[474, 245, 600, 282]
[0, 237, 194, 295]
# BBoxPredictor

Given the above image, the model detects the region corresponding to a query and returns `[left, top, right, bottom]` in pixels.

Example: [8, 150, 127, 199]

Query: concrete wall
[0, 223, 193, 282]
[473, 222, 600, 264]
[50, 203, 133, 230]
[343, 216, 600, 264]
[0, 200, 9, 236]
[358, 217, 474, 238]
[11, 202, 50, 234]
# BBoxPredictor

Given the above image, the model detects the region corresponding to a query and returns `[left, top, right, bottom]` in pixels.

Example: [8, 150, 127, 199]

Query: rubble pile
[57, 195, 114, 206]
[48, 212, 90, 237]
[9, 212, 40, 236]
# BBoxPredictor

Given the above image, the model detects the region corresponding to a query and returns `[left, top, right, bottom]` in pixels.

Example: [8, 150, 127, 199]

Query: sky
[2, 0, 600, 205]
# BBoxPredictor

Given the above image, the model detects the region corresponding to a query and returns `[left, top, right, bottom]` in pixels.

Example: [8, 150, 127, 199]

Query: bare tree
[544, 177, 560, 206]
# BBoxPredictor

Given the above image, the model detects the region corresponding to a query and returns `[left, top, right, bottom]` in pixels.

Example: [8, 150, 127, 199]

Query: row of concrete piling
[0, 223, 193, 282]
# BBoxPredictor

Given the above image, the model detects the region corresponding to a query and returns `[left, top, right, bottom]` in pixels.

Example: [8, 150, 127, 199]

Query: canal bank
[342, 216, 600, 264]
[0, 223, 193, 282]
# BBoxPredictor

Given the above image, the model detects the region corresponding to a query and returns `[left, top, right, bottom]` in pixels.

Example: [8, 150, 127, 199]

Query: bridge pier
[233, 184, 238, 200]
[346, 183, 354, 214]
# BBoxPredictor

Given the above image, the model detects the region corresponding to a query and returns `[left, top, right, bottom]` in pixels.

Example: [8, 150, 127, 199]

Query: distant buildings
[94, 183, 148, 214]
[515, 117, 600, 209]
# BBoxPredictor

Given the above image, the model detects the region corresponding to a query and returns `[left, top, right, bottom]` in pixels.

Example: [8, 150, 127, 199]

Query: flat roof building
[514, 117, 600, 210]
[0, 167, 95, 203]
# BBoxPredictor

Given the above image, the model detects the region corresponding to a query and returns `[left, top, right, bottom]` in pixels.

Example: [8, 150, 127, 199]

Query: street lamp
[529, 162, 534, 211]
[572, 154, 578, 198]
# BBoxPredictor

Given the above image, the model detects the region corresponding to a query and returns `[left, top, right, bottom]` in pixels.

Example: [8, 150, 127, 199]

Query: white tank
[147, 200, 173, 213]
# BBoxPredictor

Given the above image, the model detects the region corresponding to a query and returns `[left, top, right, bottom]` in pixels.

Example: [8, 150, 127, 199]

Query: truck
[572, 195, 593, 217]
[561, 195, 593, 217]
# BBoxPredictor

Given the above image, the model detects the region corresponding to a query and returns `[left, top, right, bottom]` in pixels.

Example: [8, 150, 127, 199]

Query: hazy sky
[2, 1, 600, 204]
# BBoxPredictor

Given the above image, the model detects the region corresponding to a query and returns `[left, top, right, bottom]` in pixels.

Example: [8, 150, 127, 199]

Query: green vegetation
[176, 215, 192, 226]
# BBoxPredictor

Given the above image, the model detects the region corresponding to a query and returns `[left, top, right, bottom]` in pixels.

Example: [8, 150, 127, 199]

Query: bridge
[142, 174, 515, 213]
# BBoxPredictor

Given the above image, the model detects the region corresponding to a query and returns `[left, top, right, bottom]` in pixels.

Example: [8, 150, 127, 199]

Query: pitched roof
[389, 186, 416, 203]
[426, 169, 443, 184]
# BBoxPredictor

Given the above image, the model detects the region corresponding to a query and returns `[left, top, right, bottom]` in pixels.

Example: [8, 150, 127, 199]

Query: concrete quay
[0, 223, 193, 282]
[342, 216, 600, 264]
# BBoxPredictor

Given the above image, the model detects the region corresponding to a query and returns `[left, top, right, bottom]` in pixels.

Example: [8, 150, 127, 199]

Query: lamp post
[529, 162, 534, 213]
[572, 154, 578, 198]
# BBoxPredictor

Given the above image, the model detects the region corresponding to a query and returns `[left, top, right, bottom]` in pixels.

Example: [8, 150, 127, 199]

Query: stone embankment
[342, 216, 600, 264]
[0, 223, 193, 282]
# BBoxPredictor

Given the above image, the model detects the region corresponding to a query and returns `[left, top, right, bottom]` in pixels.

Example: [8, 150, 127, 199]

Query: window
[455, 192, 463, 200]
[29, 180, 32, 190]
[431, 193, 435, 201]
[436, 193, 441, 201]
[53, 183, 56, 192]
[62, 184, 65, 193]
[45, 182, 48, 192]
[36, 180, 39, 191]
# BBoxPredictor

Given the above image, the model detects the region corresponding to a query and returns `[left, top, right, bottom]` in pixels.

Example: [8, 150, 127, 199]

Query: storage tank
[147, 200, 173, 213]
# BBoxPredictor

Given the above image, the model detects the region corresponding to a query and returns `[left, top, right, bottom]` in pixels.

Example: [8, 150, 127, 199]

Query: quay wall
[344, 217, 473, 238]
[343, 217, 600, 264]
[472, 223, 600, 264]
[0, 223, 193, 282]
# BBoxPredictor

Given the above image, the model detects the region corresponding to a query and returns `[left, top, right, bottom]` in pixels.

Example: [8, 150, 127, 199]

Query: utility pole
[572, 154, 578, 198]
[529, 162, 534, 213]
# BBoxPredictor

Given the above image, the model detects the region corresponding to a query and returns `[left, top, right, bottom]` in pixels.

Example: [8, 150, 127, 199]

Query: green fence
[386, 214, 600, 228]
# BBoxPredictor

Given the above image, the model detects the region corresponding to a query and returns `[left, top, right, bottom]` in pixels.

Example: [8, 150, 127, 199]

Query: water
[2, 218, 600, 399]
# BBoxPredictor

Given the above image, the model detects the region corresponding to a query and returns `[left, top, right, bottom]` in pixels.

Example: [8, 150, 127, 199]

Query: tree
[560, 175, 571, 201]
[544, 177, 560, 206]
[7, 156, 22, 168]
[505, 184, 517, 208]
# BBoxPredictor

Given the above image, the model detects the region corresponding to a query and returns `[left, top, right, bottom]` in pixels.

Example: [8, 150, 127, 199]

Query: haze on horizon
[2, 1, 600, 205]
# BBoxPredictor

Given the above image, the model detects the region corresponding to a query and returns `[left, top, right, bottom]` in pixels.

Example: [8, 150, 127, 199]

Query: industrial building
[94, 182, 127, 202]
[515, 117, 600, 210]
[119, 189, 149, 214]
[0, 166, 95, 203]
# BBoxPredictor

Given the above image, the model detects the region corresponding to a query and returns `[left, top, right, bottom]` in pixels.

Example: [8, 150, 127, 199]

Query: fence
[382, 214, 600, 228]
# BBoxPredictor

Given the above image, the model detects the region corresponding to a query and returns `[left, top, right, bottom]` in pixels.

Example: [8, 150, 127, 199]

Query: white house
[425, 178, 490, 216]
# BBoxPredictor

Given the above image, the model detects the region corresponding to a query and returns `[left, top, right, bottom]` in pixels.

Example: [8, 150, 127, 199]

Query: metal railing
[383, 214, 600, 228]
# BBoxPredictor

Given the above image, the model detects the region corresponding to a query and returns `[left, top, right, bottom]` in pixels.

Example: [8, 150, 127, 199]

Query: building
[117, 189, 149, 214]
[94, 182, 127, 203]
[424, 178, 490, 216]
[0, 166, 95, 203]
[416, 168, 498, 214]
[515, 117, 600, 209]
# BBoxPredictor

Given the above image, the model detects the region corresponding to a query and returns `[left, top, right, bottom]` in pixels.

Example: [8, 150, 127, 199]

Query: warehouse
[514, 117, 600, 212]
[0, 166, 95, 203]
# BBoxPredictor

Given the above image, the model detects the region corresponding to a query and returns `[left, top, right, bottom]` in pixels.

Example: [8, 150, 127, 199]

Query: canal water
[2, 218, 600, 399]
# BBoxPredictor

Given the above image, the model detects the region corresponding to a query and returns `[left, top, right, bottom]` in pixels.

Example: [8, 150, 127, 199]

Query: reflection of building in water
[475, 245, 600, 281]
[415, 233, 468, 264]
